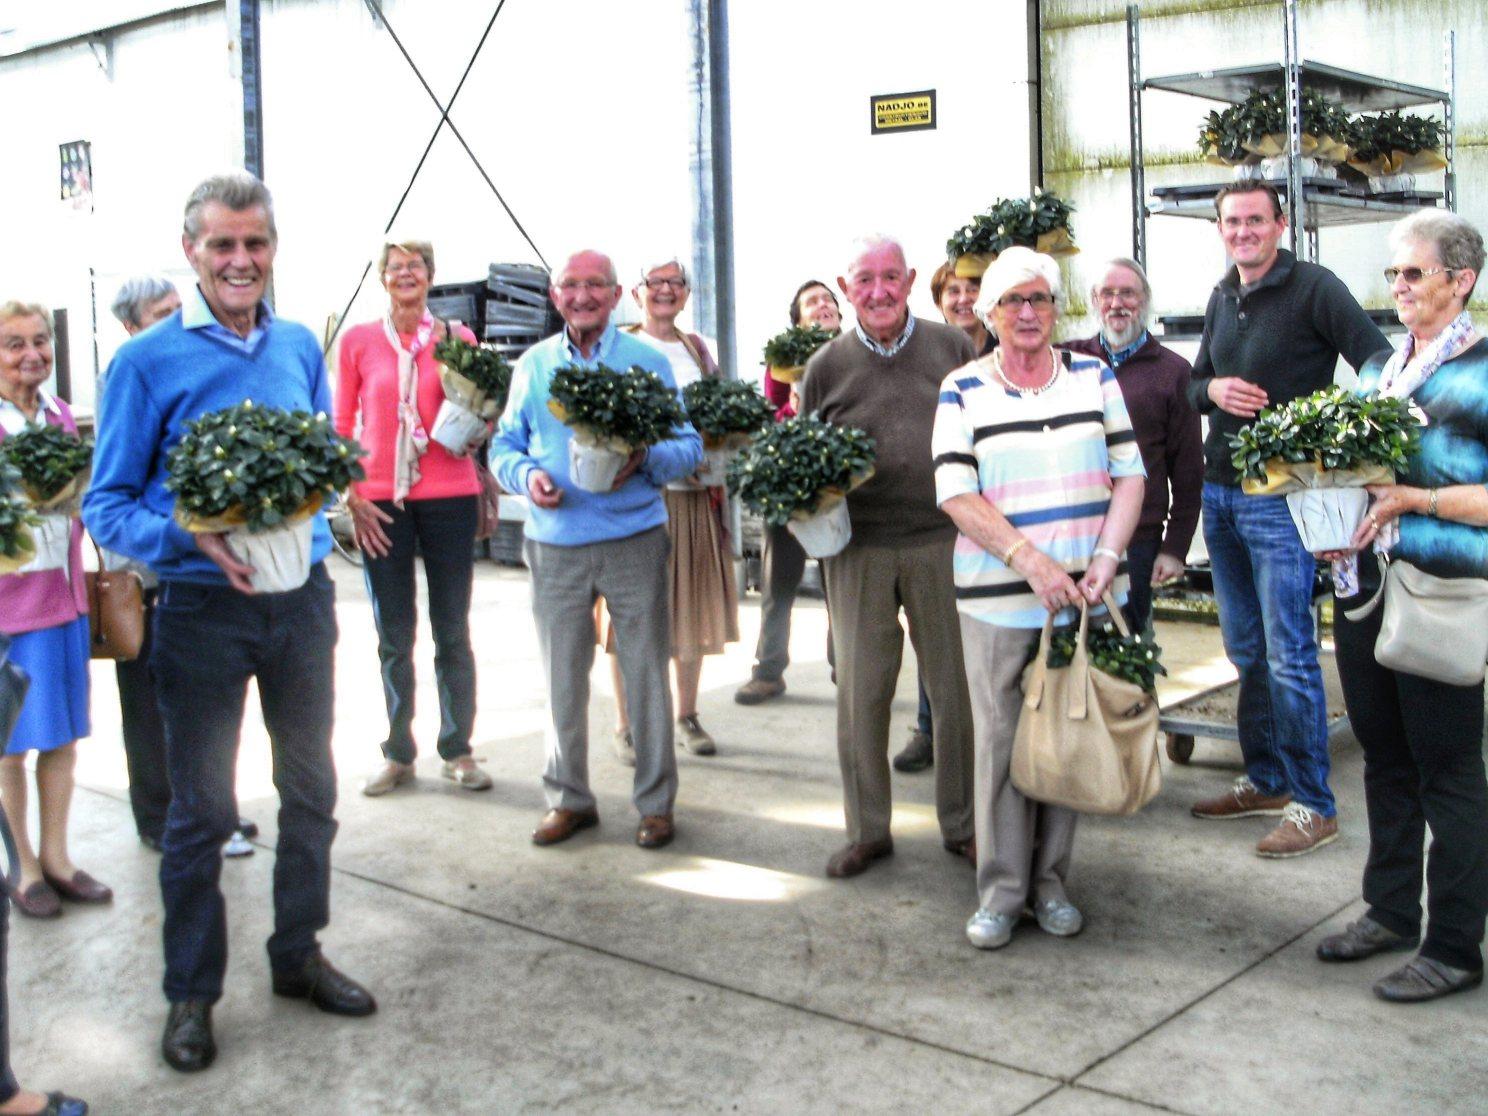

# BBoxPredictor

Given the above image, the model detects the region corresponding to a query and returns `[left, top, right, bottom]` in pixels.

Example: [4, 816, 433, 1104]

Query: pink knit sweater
[335, 320, 483, 501]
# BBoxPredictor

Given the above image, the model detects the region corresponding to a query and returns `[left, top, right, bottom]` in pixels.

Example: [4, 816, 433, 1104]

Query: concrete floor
[7, 556, 1485, 1114]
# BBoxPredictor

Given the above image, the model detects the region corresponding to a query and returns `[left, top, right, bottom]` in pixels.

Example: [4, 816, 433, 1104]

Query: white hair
[973, 247, 1062, 329]
[551, 249, 617, 286]
[635, 256, 690, 287]
[843, 234, 907, 276]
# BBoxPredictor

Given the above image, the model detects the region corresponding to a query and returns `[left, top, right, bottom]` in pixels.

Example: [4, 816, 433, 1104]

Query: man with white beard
[1061, 257, 1202, 631]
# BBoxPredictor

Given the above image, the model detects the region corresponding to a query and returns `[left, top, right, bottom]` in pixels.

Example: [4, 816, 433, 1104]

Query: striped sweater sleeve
[933, 366, 980, 505]
[1099, 363, 1146, 479]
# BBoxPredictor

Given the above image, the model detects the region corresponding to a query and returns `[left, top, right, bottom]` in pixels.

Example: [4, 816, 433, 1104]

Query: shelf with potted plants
[725, 413, 875, 559]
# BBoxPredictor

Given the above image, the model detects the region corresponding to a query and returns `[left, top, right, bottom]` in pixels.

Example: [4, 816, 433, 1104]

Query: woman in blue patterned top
[1317, 209, 1488, 1003]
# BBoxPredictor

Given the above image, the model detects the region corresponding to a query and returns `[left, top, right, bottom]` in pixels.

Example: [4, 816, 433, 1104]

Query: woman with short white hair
[931, 247, 1145, 950]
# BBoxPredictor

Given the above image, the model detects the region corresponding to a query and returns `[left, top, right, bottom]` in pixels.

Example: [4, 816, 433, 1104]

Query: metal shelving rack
[1126, 0, 1457, 279]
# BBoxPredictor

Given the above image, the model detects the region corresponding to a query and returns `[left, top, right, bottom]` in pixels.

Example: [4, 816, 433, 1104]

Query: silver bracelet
[1093, 547, 1120, 563]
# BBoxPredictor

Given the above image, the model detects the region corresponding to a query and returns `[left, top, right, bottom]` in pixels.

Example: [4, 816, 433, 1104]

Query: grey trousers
[525, 527, 677, 818]
[751, 522, 806, 682]
[822, 536, 974, 846]
[959, 616, 1078, 916]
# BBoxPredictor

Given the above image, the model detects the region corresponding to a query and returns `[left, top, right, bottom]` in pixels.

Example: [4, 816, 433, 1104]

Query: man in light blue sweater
[490, 249, 702, 850]
[83, 173, 374, 1075]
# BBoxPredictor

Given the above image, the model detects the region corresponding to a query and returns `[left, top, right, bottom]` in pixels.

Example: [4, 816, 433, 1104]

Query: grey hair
[636, 257, 690, 287]
[552, 249, 618, 286]
[1390, 210, 1485, 298]
[183, 172, 277, 241]
[973, 247, 1063, 330]
[0, 301, 52, 337]
[1092, 257, 1152, 302]
[844, 234, 908, 275]
[110, 276, 178, 328]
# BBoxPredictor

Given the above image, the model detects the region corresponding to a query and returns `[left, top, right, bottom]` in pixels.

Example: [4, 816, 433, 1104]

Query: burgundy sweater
[1062, 334, 1202, 560]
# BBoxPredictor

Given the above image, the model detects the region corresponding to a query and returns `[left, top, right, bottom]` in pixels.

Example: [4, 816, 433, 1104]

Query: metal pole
[1282, 0, 1305, 259]
[687, 0, 737, 382]
[1127, 5, 1146, 269]
[1443, 30, 1456, 212]
[236, 0, 264, 180]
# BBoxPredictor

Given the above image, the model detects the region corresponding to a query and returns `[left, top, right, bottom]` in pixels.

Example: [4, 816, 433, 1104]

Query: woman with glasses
[600, 257, 738, 761]
[1316, 210, 1488, 1003]
[336, 240, 492, 797]
[931, 248, 1145, 951]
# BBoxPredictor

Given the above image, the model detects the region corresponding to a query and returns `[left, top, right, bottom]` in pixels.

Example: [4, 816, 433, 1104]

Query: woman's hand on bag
[1017, 546, 1081, 613]
[1077, 551, 1119, 603]
[346, 493, 394, 559]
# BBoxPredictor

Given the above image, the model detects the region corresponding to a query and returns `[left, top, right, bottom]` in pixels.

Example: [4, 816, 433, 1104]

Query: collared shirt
[0, 389, 61, 436]
[1100, 329, 1150, 369]
[181, 283, 274, 355]
[854, 313, 916, 358]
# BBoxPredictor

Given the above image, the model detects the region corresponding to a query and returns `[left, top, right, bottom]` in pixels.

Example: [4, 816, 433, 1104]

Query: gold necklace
[991, 348, 1059, 396]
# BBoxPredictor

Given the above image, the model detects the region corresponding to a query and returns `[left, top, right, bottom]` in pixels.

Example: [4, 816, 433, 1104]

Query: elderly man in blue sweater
[83, 173, 374, 1075]
[491, 249, 702, 850]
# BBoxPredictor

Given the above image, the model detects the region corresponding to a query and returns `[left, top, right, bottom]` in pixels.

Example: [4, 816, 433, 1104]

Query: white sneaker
[222, 831, 254, 858]
[613, 729, 636, 767]
[1034, 897, 1084, 937]
[966, 908, 1016, 950]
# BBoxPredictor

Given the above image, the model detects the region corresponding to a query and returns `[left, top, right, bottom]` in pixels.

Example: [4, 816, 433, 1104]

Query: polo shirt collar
[181, 283, 274, 332]
[855, 313, 916, 358]
[561, 320, 619, 364]
[1101, 329, 1151, 368]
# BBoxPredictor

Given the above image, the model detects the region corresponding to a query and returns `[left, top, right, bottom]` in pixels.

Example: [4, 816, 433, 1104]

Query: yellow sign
[871, 90, 936, 135]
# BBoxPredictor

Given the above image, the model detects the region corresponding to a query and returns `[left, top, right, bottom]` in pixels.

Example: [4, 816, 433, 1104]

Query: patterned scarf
[382, 310, 435, 506]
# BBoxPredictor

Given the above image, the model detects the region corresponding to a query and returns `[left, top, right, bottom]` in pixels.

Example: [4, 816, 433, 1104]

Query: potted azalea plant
[1198, 104, 1262, 177]
[1047, 621, 1167, 694]
[761, 324, 835, 385]
[546, 364, 686, 492]
[946, 189, 1078, 278]
[0, 463, 40, 574]
[166, 400, 366, 592]
[1346, 110, 1446, 194]
[1229, 89, 1352, 176]
[0, 423, 92, 573]
[725, 413, 875, 558]
[430, 334, 512, 456]
[683, 378, 776, 486]
[1229, 386, 1420, 551]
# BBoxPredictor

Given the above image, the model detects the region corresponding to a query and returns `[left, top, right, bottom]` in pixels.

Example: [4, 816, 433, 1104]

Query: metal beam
[236, 0, 264, 180]
[687, 0, 736, 381]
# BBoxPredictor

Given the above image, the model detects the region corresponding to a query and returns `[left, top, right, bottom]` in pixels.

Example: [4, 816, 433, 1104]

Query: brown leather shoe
[734, 677, 786, 705]
[1256, 803, 1338, 858]
[43, 868, 113, 904]
[12, 880, 62, 919]
[531, 808, 599, 846]
[825, 838, 894, 878]
[636, 815, 675, 849]
[1191, 775, 1291, 819]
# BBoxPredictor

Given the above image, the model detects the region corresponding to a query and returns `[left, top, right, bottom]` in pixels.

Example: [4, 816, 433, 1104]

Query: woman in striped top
[931, 247, 1145, 951]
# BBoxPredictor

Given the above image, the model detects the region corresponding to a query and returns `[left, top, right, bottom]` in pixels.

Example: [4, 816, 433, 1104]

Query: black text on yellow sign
[870, 89, 936, 135]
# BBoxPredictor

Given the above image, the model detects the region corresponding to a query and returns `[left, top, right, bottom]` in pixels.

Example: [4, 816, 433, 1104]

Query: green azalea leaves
[433, 335, 513, 413]
[1347, 110, 1445, 162]
[1228, 386, 1421, 484]
[549, 363, 685, 448]
[725, 413, 876, 528]
[0, 424, 92, 502]
[946, 189, 1076, 259]
[165, 401, 367, 532]
[761, 325, 835, 370]
[0, 461, 40, 559]
[683, 379, 775, 440]
[1047, 623, 1167, 694]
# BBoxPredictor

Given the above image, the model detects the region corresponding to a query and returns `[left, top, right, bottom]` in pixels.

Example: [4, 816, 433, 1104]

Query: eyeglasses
[1095, 287, 1142, 303]
[996, 292, 1056, 311]
[384, 260, 427, 275]
[556, 279, 614, 293]
[1383, 266, 1454, 286]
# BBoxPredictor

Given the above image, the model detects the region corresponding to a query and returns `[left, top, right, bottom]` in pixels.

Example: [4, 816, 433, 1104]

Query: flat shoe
[636, 815, 675, 849]
[613, 729, 636, 768]
[362, 761, 415, 797]
[676, 715, 716, 756]
[1373, 954, 1484, 1003]
[441, 758, 493, 791]
[825, 838, 893, 879]
[272, 952, 377, 1016]
[532, 808, 599, 846]
[41, 870, 112, 904]
[35, 1091, 90, 1115]
[13, 880, 62, 919]
[1316, 916, 1418, 963]
[161, 1001, 215, 1073]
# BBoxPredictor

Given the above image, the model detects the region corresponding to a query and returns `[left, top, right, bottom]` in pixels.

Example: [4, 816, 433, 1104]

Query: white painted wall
[0, 0, 1034, 411]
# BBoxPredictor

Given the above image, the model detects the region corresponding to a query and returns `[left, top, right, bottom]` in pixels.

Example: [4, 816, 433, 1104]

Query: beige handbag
[1010, 592, 1162, 816]
[1343, 555, 1488, 687]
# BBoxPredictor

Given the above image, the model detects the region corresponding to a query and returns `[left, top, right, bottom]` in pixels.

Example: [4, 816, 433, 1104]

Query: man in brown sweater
[799, 235, 977, 878]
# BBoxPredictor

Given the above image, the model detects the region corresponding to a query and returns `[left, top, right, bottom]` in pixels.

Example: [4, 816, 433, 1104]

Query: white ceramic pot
[1366, 173, 1416, 195]
[226, 517, 315, 593]
[1285, 487, 1370, 552]
[786, 500, 852, 559]
[696, 446, 735, 488]
[569, 439, 629, 493]
[430, 400, 488, 457]
[16, 512, 70, 574]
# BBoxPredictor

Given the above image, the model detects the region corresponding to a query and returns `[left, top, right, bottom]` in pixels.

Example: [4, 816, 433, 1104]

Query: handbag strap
[1023, 608, 1059, 709]
[1068, 599, 1093, 721]
[1342, 553, 1390, 623]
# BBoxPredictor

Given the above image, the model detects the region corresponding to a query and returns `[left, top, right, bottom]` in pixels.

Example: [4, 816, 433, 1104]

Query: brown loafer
[531, 808, 599, 847]
[43, 869, 113, 904]
[825, 838, 894, 879]
[13, 880, 62, 919]
[636, 815, 675, 849]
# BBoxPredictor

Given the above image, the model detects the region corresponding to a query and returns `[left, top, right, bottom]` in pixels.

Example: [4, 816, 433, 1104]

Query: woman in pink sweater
[335, 241, 490, 797]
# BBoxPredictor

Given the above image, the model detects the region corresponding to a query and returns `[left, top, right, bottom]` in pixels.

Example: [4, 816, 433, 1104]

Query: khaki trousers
[823, 536, 974, 846]
[958, 616, 1077, 915]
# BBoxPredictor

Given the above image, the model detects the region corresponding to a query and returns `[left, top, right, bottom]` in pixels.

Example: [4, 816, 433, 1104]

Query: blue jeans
[151, 564, 339, 1002]
[362, 495, 478, 764]
[1202, 483, 1333, 816]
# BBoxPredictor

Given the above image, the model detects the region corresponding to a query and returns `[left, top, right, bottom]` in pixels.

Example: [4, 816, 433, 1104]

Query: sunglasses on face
[1384, 266, 1454, 286]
